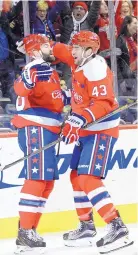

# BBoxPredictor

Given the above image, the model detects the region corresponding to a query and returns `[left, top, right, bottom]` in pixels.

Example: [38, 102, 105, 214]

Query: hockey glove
[61, 113, 87, 144]
[22, 58, 50, 89]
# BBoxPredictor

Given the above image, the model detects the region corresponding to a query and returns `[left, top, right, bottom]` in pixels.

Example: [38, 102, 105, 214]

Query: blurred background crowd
[0, 0, 137, 131]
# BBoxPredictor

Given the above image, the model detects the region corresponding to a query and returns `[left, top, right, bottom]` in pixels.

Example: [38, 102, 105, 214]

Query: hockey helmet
[71, 31, 100, 54]
[23, 34, 49, 57]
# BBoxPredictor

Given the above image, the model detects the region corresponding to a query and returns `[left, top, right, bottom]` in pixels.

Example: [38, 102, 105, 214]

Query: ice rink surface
[0, 224, 137, 255]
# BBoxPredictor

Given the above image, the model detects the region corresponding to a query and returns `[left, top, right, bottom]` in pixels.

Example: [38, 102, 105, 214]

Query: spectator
[2, 0, 12, 13]
[60, 1, 101, 44]
[8, 1, 24, 39]
[59, 1, 101, 88]
[1, 1, 22, 65]
[118, 98, 137, 124]
[116, 15, 137, 97]
[132, 0, 138, 17]
[30, 0, 66, 41]
[0, 14, 17, 107]
[115, 0, 133, 34]
[60, 79, 71, 107]
[95, 0, 117, 67]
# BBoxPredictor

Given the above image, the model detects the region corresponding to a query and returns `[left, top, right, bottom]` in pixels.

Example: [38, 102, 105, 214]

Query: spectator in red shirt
[115, 0, 133, 34]
[95, 0, 117, 67]
[116, 15, 137, 97]
[96, 1, 111, 52]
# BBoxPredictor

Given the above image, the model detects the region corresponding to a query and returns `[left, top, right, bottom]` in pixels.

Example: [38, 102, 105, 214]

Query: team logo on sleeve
[72, 90, 83, 104]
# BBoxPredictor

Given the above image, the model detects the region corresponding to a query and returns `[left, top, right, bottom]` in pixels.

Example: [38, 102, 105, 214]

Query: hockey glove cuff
[61, 113, 87, 144]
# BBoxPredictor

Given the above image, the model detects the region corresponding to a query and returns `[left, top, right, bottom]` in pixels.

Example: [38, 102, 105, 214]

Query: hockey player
[18, 31, 133, 254]
[38, 31, 133, 254]
[12, 35, 64, 254]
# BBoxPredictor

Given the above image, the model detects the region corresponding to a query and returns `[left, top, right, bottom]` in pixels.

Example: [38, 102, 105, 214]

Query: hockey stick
[0, 99, 137, 171]
[56, 107, 71, 157]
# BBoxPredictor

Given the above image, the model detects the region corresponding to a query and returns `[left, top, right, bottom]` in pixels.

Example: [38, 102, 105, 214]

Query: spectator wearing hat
[60, 1, 101, 44]
[59, 1, 101, 89]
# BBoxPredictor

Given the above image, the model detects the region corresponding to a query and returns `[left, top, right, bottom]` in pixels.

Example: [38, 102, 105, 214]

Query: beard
[42, 53, 55, 63]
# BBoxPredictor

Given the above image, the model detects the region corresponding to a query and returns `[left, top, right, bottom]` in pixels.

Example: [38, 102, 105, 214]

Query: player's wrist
[70, 113, 87, 127]
[82, 109, 94, 124]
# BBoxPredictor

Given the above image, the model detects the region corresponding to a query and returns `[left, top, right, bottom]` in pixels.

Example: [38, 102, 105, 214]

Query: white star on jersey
[32, 167, 39, 173]
[32, 147, 38, 152]
[31, 127, 38, 134]
[99, 144, 105, 151]
[95, 163, 102, 170]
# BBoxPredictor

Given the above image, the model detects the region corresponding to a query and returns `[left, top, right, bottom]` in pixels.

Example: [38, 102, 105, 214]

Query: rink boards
[0, 125, 137, 238]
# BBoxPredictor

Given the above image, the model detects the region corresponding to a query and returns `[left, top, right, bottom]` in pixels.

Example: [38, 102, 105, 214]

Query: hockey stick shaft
[1, 99, 137, 171]
[1, 109, 71, 171]
[86, 99, 137, 129]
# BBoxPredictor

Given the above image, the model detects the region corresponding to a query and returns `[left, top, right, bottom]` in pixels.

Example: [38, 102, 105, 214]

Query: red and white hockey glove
[61, 113, 87, 144]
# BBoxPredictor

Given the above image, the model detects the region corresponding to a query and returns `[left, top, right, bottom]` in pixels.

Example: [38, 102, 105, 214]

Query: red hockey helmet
[71, 31, 100, 54]
[23, 34, 49, 57]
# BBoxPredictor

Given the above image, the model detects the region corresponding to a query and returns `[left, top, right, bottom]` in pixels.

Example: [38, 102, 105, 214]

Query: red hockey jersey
[12, 61, 64, 134]
[52, 43, 120, 138]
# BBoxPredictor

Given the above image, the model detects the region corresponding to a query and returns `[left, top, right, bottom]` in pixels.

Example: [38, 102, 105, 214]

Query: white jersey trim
[75, 202, 92, 209]
[84, 118, 120, 131]
[85, 108, 96, 121]
[18, 114, 61, 126]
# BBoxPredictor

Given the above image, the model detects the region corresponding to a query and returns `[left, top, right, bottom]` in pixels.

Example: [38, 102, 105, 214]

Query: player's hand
[22, 58, 46, 89]
[61, 113, 87, 144]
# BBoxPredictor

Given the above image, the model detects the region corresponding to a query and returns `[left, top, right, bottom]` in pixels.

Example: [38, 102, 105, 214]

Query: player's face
[40, 43, 51, 56]
[72, 45, 84, 65]
[40, 43, 55, 62]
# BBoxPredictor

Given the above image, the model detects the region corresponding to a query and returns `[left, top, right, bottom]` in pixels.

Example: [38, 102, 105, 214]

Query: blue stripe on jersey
[32, 64, 52, 72]
[91, 191, 111, 206]
[36, 72, 52, 82]
[74, 196, 90, 203]
[31, 64, 52, 82]
[17, 108, 63, 122]
[19, 199, 46, 207]
[38, 200, 46, 207]
[101, 112, 120, 123]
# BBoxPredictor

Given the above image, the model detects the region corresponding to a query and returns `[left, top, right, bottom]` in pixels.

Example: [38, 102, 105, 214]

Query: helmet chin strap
[31, 50, 43, 60]
[39, 50, 43, 58]
[79, 48, 94, 67]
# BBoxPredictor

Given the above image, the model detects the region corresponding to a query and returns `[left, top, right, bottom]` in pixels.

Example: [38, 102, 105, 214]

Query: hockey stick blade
[0, 99, 137, 171]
